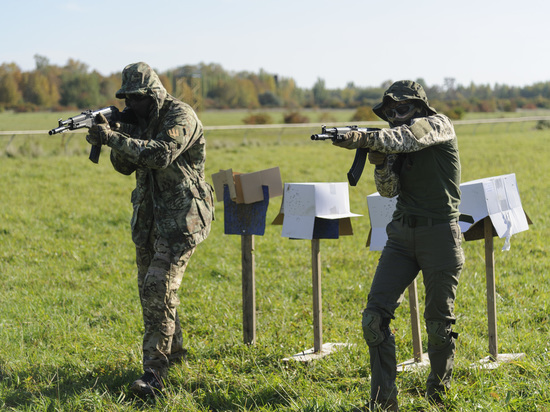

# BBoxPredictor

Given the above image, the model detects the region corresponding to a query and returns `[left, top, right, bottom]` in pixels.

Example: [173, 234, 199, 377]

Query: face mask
[383, 102, 418, 124]
[125, 94, 152, 119]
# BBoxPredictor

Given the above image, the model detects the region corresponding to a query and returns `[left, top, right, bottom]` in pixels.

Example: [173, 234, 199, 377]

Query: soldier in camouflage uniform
[86, 62, 214, 397]
[333, 81, 465, 411]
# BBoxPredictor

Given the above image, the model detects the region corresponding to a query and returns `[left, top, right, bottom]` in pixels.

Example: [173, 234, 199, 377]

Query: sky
[2, 0, 549, 90]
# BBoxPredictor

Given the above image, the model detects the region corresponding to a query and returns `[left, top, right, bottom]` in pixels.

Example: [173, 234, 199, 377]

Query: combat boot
[130, 370, 164, 397]
[426, 390, 445, 408]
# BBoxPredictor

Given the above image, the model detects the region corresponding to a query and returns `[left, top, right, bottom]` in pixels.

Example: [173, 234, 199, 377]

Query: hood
[116, 62, 168, 120]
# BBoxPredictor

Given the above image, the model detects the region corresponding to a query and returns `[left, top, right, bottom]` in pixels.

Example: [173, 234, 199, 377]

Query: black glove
[368, 151, 387, 166]
[86, 113, 113, 146]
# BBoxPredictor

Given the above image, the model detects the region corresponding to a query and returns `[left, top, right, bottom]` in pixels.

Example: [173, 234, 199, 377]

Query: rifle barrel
[311, 134, 333, 141]
[48, 126, 68, 135]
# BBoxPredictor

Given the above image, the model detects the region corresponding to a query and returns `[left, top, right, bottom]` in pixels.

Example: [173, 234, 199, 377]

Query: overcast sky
[2, 0, 548, 89]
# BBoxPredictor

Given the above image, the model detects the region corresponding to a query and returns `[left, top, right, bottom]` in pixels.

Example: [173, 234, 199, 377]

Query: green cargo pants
[363, 218, 464, 403]
[136, 234, 195, 377]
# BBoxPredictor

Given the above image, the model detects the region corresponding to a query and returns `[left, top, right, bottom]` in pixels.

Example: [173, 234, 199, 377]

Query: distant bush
[432, 100, 466, 120]
[283, 111, 309, 124]
[351, 106, 378, 121]
[14, 103, 40, 113]
[535, 120, 550, 130]
[478, 100, 497, 113]
[444, 107, 465, 120]
[317, 112, 337, 123]
[242, 112, 273, 124]
[497, 99, 517, 112]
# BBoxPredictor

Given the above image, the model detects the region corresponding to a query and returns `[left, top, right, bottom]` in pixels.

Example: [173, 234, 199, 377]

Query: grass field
[0, 110, 549, 411]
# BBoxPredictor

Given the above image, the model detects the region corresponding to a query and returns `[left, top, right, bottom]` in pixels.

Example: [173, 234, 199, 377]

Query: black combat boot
[130, 370, 164, 397]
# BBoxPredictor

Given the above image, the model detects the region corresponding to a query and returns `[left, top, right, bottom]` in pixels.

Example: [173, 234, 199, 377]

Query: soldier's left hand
[368, 151, 386, 166]
[86, 113, 113, 145]
[332, 131, 369, 150]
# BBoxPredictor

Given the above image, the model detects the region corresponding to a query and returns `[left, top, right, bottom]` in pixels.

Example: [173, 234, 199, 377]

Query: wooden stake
[408, 280, 424, 363]
[241, 234, 256, 345]
[484, 217, 498, 360]
[397, 280, 430, 371]
[312, 238, 322, 353]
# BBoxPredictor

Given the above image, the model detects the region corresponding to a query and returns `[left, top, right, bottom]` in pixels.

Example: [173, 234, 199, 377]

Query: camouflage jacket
[106, 63, 214, 253]
[368, 114, 461, 220]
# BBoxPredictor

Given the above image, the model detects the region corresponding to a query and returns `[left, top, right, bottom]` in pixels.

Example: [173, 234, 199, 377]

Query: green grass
[0, 111, 549, 410]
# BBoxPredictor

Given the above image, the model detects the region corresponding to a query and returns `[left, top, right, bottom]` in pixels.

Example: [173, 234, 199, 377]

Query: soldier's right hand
[86, 129, 101, 146]
[86, 113, 113, 145]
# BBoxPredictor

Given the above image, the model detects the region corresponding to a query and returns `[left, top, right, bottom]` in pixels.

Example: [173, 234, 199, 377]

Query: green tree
[59, 59, 101, 108]
[22, 71, 58, 107]
[277, 77, 301, 108]
[176, 80, 194, 107]
[258, 69, 277, 93]
[0, 64, 22, 108]
[258, 91, 280, 107]
[312, 78, 329, 106]
[235, 78, 259, 108]
[33, 55, 61, 108]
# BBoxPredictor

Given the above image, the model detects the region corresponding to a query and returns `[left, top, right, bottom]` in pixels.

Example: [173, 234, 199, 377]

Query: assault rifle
[49, 106, 137, 163]
[311, 125, 379, 186]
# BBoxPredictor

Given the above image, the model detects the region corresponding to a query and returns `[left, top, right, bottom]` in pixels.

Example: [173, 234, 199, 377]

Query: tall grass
[0, 112, 549, 410]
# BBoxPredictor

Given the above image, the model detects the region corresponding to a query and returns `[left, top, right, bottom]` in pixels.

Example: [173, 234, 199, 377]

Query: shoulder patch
[410, 118, 433, 139]
[167, 128, 180, 138]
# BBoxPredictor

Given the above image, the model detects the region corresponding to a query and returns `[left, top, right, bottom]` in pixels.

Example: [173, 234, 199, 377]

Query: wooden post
[408, 280, 423, 362]
[312, 238, 322, 353]
[283, 237, 354, 362]
[241, 234, 256, 345]
[484, 217, 498, 360]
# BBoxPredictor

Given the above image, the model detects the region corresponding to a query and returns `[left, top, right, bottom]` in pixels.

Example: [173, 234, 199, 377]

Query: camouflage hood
[116, 62, 168, 120]
[373, 80, 437, 122]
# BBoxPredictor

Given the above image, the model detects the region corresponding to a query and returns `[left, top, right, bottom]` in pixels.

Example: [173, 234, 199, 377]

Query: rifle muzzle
[311, 134, 332, 141]
[48, 126, 68, 135]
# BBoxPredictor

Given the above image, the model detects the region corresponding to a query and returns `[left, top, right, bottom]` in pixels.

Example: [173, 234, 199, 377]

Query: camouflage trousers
[365, 218, 464, 402]
[136, 234, 195, 377]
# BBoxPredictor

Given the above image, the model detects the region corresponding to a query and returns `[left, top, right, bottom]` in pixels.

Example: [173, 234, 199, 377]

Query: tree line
[2, 55, 550, 121]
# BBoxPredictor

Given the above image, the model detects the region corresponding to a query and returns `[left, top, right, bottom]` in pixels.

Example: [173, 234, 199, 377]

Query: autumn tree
[59, 59, 101, 108]
[0, 63, 23, 109]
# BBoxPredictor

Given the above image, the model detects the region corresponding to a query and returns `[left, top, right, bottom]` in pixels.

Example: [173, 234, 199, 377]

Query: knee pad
[362, 310, 390, 347]
[426, 320, 456, 349]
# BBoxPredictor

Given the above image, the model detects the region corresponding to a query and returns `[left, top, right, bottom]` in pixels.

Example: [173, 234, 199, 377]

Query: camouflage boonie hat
[116, 62, 164, 99]
[373, 80, 437, 121]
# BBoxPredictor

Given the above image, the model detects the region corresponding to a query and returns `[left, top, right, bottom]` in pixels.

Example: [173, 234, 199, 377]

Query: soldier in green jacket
[333, 80, 465, 411]
[86, 62, 214, 397]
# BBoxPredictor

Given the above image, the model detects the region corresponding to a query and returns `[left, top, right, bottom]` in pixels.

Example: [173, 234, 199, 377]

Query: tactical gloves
[86, 113, 114, 146]
[368, 151, 387, 166]
[332, 130, 371, 150]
